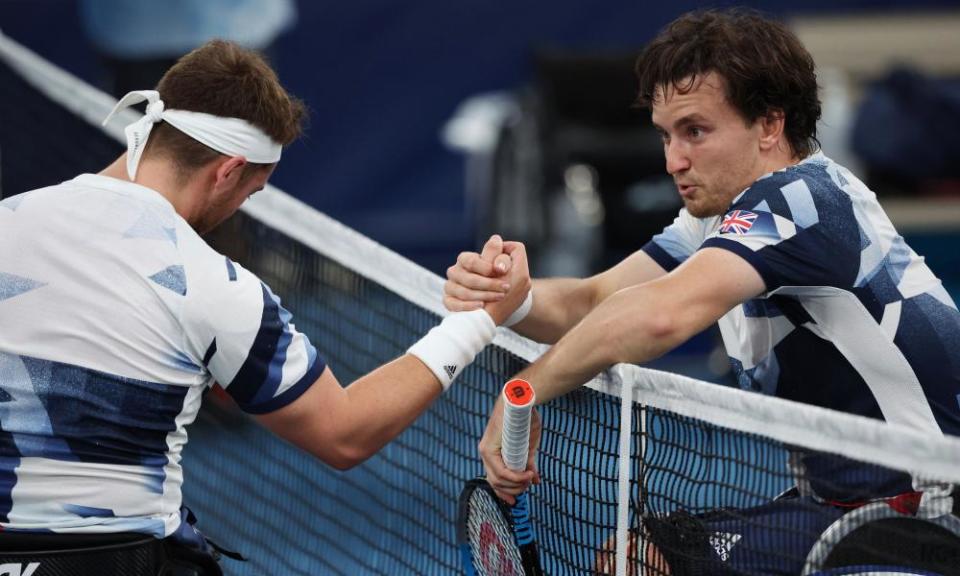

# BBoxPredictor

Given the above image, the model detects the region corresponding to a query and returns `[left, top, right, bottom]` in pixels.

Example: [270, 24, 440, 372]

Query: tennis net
[3, 31, 960, 576]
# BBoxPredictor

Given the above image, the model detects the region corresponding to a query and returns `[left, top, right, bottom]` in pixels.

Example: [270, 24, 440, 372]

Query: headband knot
[144, 99, 164, 123]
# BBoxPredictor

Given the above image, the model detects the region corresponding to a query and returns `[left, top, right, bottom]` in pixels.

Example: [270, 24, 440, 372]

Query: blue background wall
[2, 0, 958, 272]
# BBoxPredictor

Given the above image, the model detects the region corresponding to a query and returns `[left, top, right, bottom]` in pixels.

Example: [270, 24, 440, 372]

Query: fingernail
[501, 283, 510, 291]
[497, 262, 507, 273]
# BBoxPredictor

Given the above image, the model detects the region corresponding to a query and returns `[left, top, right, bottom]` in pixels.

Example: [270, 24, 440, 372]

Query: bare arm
[480, 248, 766, 497]
[521, 248, 763, 402]
[256, 356, 444, 470]
[445, 238, 669, 344]
[256, 243, 530, 471]
[514, 249, 668, 343]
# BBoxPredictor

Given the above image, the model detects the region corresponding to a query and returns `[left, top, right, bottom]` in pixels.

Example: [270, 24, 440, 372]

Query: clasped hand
[444, 234, 541, 503]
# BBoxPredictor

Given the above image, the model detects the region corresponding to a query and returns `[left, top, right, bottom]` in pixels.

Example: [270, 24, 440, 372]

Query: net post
[616, 371, 634, 576]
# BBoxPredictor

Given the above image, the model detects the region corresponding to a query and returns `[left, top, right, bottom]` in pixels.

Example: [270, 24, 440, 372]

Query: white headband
[102, 90, 283, 180]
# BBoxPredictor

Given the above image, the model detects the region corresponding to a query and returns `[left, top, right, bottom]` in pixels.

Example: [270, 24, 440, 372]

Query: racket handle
[501, 379, 535, 472]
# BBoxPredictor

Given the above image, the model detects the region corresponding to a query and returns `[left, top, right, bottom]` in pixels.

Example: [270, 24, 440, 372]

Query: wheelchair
[803, 501, 960, 576]
[0, 531, 222, 576]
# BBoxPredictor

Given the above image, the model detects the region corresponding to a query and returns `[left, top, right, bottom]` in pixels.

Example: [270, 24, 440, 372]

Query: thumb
[501, 241, 526, 259]
[492, 253, 511, 276]
[480, 234, 503, 266]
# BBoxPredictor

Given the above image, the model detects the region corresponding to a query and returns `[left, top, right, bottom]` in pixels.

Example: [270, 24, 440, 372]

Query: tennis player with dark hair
[0, 40, 527, 575]
[445, 9, 960, 575]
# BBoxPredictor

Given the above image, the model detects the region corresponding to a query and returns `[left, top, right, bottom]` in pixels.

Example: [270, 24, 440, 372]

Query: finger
[442, 294, 483, 312]
[487, 475, 531, 503]
[494, 487, 517, 506]
[480, 450, 533, 490]
[596, 536, 615, 574]
[502, 242, 530, 282]
[483, 472, 526, 506]
[444, 280, 505, 304]
[444, 274, 508, 300]
[501, 241, 527, 258]
[489, 469, 534, 490]
[527, 453, 541, 485]
[488, 474, 535, 500]
[479, 234, 503, 265]
[456, 251, 496, 277]
[480, 447, 531, 484]
[492, 253, 511, 275]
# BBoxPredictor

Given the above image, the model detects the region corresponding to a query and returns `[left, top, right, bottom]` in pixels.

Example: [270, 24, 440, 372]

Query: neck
[100, 154, 209, 224]
[759, 144, 806, 179]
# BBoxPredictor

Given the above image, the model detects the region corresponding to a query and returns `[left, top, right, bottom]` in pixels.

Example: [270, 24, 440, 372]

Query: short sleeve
[699, 173, 861, 291]
[182, 255, 326, 415]
[642, 209, 720, 272]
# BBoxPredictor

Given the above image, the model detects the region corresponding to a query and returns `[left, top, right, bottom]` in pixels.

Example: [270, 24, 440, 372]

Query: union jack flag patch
[720, 210, 758, 235]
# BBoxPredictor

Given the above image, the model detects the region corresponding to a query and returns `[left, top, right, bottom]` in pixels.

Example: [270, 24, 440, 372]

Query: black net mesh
[194, 215, 622, 574]
[0, 59, 123, 198]
[3, 40, 960, 576]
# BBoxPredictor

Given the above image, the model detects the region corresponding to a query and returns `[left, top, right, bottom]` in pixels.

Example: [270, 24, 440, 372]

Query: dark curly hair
[635, 9, 821, 158]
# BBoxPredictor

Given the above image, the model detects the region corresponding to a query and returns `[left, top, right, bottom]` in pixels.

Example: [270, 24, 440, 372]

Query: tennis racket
[458, 379, 543, 576]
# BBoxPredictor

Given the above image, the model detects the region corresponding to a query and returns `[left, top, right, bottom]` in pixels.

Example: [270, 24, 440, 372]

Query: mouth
[677, 184, 697, 198]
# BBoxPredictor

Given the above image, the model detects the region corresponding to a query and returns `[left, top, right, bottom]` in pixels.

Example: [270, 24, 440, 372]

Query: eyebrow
[652, 113, 709, 133]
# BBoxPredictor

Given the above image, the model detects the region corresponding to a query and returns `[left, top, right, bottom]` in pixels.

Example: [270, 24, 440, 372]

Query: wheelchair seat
[0, 531, 222, 576]
[0, 532, 163, 576]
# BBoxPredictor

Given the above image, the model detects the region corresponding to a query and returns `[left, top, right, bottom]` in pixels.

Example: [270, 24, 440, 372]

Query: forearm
[338, 355, 443, 459]
[518, 284, 690, 404]
[262, 309, 500, 469]
[512, 250, 668, 344]
[511, 277, 604, 343]
[262, 356, 445, 470]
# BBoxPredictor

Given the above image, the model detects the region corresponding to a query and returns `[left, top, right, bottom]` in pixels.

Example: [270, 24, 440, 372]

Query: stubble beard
[684, 195, 726, 219]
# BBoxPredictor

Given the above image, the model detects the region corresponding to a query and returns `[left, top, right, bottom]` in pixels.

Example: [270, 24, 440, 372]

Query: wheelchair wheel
[802, 502, 960, 576]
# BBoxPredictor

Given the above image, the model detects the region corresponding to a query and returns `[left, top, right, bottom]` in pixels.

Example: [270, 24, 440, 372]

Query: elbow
[644, 311, 679, 343]
[324, 443, 374, 471]
[303, 430, 376, 470]
[602, 307, 681, 365]
[328, 456, 361, 471]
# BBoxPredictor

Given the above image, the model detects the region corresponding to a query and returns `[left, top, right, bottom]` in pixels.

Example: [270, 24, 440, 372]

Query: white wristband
[407, 309, 496, 391]
[503, 289, 533, 327]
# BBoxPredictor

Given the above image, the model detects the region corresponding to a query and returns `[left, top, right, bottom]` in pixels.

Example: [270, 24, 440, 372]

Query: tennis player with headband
[445, 9, 960, 576]
[0, 40, 526, 575]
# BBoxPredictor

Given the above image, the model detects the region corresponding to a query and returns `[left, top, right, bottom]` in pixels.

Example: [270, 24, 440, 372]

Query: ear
[757, 109, 786, 153]
[211, 156, 248, 194]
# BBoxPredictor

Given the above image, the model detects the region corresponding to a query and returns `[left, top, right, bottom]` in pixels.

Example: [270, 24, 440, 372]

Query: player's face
[651, 73, 768, 218]
[194, 164, 274, 234]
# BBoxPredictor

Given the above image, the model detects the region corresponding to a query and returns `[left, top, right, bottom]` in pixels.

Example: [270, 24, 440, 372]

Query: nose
[665, 140, 690, 175]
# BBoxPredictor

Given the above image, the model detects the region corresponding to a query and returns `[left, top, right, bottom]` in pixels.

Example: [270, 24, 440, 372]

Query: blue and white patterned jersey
[0, 174, 325, 536]
[643, 153, 960, 500]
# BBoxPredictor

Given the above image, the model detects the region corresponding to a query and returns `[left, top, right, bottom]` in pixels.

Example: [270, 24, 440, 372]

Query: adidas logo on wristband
[406, 309, 496, 392]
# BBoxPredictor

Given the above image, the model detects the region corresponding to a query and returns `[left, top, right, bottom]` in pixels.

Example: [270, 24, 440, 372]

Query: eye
[687, 125, 707, 140]
[657, 130, 670, 144]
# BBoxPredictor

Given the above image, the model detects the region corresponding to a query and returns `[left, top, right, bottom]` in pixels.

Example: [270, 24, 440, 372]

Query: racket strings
[466, 488, 525, 576]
